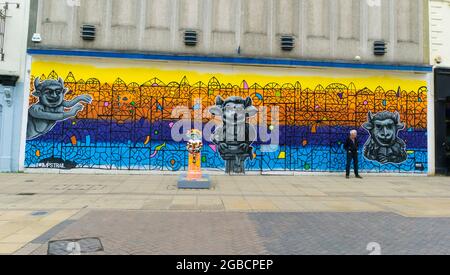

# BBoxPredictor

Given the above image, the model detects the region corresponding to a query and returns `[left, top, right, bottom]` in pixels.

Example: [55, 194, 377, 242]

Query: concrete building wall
[29, 0, 429, 65]
[0, 0, 31, 172]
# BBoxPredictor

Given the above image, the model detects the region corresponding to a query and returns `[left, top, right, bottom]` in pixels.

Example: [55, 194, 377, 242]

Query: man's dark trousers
[346, 152, 359, 177]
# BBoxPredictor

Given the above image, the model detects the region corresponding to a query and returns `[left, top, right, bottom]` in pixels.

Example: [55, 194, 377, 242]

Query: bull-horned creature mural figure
[363, 111, 408, 164]
[210, 96, 258, 174]
[27, 77, 92, 140]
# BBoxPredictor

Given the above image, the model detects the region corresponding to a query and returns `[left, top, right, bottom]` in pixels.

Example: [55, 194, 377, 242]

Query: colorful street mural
[25, 59, 428, 173]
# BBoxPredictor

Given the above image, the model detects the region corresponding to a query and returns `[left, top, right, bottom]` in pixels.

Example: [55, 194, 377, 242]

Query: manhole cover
[48, 238, 103, 255]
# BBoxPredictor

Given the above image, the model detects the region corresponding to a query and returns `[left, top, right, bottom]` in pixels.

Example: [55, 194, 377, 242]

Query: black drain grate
[17, 193, 36, 196]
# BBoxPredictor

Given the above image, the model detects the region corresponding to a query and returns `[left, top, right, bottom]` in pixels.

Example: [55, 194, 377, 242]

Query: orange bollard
[187, 150, 202, 181]
[178, 129, 211, 189]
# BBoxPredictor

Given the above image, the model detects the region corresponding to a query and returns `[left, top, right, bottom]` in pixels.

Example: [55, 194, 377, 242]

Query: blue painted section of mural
[25, 120, 428, 173]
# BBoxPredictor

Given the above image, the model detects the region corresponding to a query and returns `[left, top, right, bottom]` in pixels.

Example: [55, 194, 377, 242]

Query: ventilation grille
[374, 40, 387, 56]
[184, 30, 198, 46]
[281, 35, 295, 51]
[81, 24, 96, 41]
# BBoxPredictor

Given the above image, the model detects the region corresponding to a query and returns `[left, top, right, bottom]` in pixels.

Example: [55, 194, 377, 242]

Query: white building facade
[0, 0, 30, 172]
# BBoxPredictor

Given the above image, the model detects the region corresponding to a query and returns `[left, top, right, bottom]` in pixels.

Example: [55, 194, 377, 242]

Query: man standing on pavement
[344, 130, 363, 179]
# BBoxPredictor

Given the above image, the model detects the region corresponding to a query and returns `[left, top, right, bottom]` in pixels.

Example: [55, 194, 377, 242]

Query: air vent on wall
[373, 40, 387, 56]
[281, 35, 295, 51]
[81, 24, 96, 41]
[184, 30, 198, 46]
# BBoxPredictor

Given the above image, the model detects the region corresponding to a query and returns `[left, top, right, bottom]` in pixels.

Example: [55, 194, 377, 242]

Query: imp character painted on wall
[363, 111, 408, 164]
[27, 78, 92, 140]
[210, 96, 258, 174]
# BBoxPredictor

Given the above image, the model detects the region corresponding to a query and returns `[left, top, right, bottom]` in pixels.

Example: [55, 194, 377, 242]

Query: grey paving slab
[31, 220, 76, 244]
[30, 211, 268, 255]
[249, 212, 450, 255]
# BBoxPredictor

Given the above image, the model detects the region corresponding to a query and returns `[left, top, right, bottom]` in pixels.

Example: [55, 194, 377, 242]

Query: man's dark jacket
[344, 137, 359, 155]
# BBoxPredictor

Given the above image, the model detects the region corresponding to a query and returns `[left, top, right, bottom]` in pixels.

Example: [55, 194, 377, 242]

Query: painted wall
[25, 56, 429, 174]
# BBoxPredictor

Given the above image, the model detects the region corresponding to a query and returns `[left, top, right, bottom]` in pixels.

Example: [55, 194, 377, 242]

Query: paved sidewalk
[25, 211, 450, 255]
[0, 173, 450, 254]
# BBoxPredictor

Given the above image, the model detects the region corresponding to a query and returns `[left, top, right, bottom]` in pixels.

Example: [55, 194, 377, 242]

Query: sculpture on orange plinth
[186, 129, 203, 181]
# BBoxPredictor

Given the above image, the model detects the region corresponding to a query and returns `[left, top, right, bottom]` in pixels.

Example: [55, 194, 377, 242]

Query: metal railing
[0, 7, 6, 61]
[0, 2, 20, 61]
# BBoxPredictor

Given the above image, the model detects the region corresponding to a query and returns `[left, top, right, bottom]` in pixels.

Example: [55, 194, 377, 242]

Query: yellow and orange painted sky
[29, 57, 428, 128]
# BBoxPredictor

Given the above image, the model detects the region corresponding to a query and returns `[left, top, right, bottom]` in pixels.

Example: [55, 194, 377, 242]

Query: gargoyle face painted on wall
[221, 97, 253, 125]
[371, 118, 398, 147]
[363, 111, 408, 164]
[38, 81, 66, 108]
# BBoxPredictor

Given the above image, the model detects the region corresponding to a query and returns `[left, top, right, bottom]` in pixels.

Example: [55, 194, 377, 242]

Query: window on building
[0, 105, 3, 137]
[0, 2, 20, 61]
